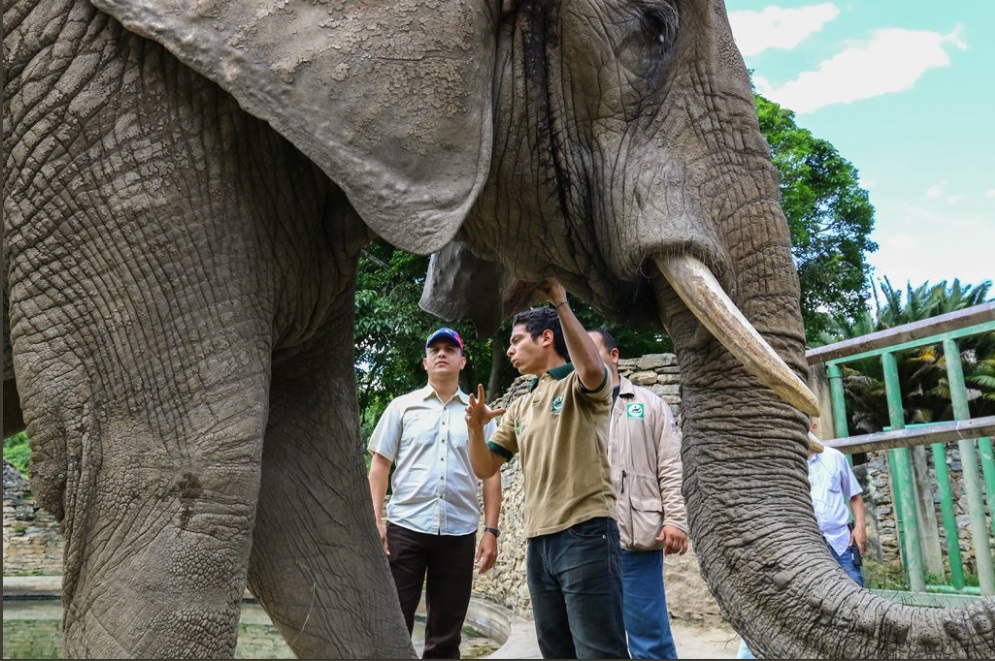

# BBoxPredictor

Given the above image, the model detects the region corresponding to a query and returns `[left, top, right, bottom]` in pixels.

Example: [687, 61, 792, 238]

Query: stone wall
[3, 459, 63, 575]
[470, 354, 725, 626]
[860, 447, 994, 573]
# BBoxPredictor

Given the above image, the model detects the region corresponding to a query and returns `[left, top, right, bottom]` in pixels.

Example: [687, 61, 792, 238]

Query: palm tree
[818, 278, 994, 433]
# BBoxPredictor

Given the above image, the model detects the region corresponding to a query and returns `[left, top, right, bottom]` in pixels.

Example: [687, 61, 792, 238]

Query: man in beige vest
[590, 328, 688, 659]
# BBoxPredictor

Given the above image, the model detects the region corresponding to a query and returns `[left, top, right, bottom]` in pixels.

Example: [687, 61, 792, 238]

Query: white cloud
[986, 189, 995, 198]
[926, 184, 943, 199]
[868, 202, 995, 289]
[758, 25, 967, 114]
[728, 3, 840, 57]
[946, 195, 965, 203]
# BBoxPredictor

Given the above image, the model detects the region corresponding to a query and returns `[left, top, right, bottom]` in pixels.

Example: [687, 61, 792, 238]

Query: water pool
[2, 598, 500, 659]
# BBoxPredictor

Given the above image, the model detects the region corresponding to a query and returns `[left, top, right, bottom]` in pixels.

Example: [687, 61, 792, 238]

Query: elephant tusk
[655, 255, 821, 417]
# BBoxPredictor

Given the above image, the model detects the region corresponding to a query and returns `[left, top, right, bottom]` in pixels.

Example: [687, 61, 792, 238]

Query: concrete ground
[487, 616, 741, 659]
[4, 575, 741, 659]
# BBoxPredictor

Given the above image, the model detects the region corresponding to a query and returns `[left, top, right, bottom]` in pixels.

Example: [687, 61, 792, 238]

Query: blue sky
[724, 1, 994, 303]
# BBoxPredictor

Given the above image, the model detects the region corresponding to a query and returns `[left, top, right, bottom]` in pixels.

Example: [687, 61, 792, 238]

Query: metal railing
[806, 303, 995, 603]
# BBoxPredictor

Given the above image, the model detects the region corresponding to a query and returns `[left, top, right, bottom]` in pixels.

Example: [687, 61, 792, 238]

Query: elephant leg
[5, 10, 337, 655]
[53, 357, 269, 659]
[249, 296, 414, 658]
[247, 297, 416, 659]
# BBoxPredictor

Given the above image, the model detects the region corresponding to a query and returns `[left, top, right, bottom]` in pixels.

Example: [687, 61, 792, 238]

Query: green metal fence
[806, 303, 995, 603]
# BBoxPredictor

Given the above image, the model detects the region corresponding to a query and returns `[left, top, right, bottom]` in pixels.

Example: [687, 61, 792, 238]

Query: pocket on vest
[629, 496, 664, 551]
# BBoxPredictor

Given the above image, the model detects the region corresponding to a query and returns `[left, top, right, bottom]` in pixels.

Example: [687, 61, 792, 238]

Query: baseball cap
[426, 327, 464, 352]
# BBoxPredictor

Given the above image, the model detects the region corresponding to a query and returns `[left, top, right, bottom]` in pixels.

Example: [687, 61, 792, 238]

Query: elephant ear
[93, 0, 496, 254]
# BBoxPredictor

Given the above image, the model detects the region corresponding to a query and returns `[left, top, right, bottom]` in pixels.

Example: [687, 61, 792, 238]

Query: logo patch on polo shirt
[551, 396, 564, 415]
[626, 403, 645, 420]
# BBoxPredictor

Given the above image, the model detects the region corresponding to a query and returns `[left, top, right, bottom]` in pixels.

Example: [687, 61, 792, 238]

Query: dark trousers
[526, 517, 629, 659]
[386, 522, 476, 659]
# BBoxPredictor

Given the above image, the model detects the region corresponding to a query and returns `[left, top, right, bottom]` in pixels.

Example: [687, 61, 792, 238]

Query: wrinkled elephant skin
[4, 0, 993, 658]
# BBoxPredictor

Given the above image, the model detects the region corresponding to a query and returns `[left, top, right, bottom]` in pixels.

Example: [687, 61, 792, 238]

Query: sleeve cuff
[487, 441, 514, 462]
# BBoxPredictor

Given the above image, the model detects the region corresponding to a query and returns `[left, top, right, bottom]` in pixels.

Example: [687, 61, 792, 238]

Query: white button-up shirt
[808, 446, 862, 554]
[368, 385, 496, 536]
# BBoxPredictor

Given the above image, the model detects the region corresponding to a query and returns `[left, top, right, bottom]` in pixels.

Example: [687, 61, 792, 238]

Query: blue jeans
[829, 544, 864, 587]
[735, 638, 756, 659]
[526, 517, 629, 659]
[620, 549, 678, 659]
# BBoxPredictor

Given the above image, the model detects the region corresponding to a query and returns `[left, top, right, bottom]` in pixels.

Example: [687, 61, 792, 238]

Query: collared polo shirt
[808, 446, 862, 554]
[487, 363, 614, 538]
[368, 385, 496, 536]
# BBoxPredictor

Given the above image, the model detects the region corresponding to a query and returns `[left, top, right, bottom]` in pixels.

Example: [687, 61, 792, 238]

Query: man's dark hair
[512, 307, 569, 361]
[591, 327, 619, 353]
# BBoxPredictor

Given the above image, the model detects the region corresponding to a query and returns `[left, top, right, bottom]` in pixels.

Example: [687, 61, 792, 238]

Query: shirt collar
[419, 384, 469, 404]
[617, 375, 636, 398]
[529, 362, 575, 391]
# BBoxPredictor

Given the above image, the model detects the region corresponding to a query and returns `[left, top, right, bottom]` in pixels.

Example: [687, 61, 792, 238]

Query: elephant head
[3, 0, 992, 659]
[422, 2, 995, 658]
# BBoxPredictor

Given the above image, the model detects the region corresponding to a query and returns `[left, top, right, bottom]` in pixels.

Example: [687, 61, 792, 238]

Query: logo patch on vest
[626, 403, 645, 420]
[551, 396, 564, 415]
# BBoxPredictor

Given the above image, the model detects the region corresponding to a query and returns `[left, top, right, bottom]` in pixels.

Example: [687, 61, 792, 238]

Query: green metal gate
[807, 303, 995, 604]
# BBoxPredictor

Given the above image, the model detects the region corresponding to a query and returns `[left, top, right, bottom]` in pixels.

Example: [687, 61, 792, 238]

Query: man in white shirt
[368, 327, 502, 658]
[807, 435, 866, 586]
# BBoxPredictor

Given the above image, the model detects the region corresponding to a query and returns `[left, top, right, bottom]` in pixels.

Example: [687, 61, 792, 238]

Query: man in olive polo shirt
[465, 278, 628, 659]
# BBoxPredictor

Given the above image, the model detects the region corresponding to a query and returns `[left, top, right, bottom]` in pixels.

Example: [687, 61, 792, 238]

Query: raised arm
[537, 278, 606, 391]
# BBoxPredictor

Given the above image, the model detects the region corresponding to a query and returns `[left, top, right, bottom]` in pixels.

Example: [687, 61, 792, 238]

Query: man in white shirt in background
[368, 327, 503, 658]
[807, 432, 866, 586]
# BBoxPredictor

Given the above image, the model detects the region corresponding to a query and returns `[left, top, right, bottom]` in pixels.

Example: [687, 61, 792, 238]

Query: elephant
[3, 0, 993, 658]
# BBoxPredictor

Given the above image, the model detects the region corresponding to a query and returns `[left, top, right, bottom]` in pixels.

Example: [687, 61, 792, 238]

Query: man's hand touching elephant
[530, 277, 569, 309]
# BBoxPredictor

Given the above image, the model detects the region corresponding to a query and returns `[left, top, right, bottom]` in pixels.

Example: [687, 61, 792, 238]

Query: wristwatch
[483, 527, 500, 538]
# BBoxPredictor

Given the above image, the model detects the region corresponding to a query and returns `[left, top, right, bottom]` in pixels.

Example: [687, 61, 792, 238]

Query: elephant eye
[616, 1, 680, 83]
[642, 2, 679, 56]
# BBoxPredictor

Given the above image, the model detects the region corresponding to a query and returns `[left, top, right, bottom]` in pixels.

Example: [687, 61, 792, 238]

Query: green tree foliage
[354, 240, 496, 442]
[755, 95, 878, 342]
[4, 431, 31, 475]
[817, 278, 994, 434]
[569, 300, 673, 357]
